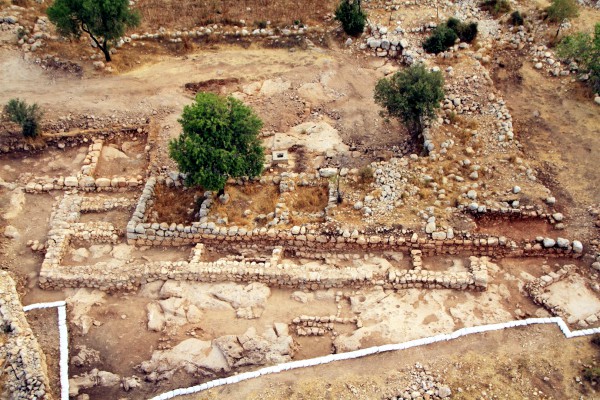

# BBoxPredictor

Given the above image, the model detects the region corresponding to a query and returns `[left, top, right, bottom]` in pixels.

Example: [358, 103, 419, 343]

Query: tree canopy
[169, 93, 265, 192]
[374, 65, 445, 140]
[47, 0, 140, 62]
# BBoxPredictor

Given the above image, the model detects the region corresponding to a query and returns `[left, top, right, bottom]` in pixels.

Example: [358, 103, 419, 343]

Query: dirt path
[186, 324, 597, 400]
[0, 47, 319, 117]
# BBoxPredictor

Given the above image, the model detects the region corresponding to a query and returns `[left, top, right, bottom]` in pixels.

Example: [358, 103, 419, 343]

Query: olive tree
[47, 0, 140, 62]
[374, 65, 445, 142]
[169, 92, 265, 193]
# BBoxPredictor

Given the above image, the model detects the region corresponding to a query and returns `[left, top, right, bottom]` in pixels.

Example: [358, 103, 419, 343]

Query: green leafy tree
[169, 93, 265, 192]
[335, 0, 367, 36]
[47, 0, 140, 62]
[557, 23, 600, 92]
[3, 98, 43, 138]
[547, 0, 579, 37]
[374, 65, 445, 141]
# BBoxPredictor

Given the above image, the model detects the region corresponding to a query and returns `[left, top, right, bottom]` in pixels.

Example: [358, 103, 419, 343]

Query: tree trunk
[100, 45, 112, 62]
[81, 23, 112, 62]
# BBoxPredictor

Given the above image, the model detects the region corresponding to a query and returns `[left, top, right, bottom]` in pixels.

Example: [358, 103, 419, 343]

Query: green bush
[480, 0, 511, 16]
[169, 92, 265, 192]
[374, 64, 445, 139]
[423, 24, 458, 53]
[335, 0, 367, 36]
[423, 18, 477, 53]
[557, 23, 600, 92]
[509, 11, 524, 26]
[3, 98, 43, 138]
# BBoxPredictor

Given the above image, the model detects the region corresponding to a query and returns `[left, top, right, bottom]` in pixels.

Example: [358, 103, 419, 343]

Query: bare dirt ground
[493, 54, 600, 242]
[190, 324, 599, 400]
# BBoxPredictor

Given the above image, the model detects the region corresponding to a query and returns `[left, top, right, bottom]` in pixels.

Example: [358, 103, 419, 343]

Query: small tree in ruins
[547, 0, 579, 38]
[374, 64, 444, 143]
[169, 92, 265, 193]
[47, 0, 140, 62]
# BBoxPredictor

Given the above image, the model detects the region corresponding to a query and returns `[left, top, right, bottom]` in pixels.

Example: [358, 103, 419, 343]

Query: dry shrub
[289, 145, 308, 173]
[136, 0, 337, 30]
[358, 165, 374, 184]
[212, 184, 279, 225]
[146, 183, 204, 224]
[290, 185, 328, 213]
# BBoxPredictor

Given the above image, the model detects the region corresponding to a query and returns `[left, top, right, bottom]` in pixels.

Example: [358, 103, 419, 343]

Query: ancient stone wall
[39, 245, 489, 292]
[0, 271, 51, 400]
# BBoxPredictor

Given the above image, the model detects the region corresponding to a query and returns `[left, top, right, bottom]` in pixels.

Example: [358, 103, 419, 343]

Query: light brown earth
[188, 324, 600, 400]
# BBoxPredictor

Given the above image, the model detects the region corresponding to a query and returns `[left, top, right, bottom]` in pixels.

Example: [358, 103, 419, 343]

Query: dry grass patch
[211, 184, 279, 226]
[146, 183, 205, 224]
[136, 0, 337, 30]
[288, 185, 329, 213]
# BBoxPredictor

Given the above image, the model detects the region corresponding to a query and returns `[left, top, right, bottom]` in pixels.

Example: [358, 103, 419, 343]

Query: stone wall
[39, 245, 489, 292]
[126, 177, 584, 259]
[524, 265, 600, 328]
[0, 125, 146, 154]
[0, 127, 151, 193]
[0, 271, 51, 400]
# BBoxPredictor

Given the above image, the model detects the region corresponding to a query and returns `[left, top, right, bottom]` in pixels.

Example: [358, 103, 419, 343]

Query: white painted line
[22, 301, 69, 400]
[148, 317, 600, 400]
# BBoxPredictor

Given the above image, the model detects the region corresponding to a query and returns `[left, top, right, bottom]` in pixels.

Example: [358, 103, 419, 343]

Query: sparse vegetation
[480, 0, 511, 17]
[557, 23, 600, 92]
[169, 92, 265, 192]
[47, 0, 141, 62]
[509, 11, 524, 26]
[211, 184, 279, 226]
[374, 65, 445, 141]
[358, 166, 374, 184]
[3, 98, 43, 138]
[289, 185, 329, 213]
[335, 0, 367, 36]
[146, 184, 204, 224]
[546, 0, 579, 37]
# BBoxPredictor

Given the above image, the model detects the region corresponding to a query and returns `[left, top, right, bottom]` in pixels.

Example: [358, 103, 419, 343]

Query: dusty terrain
[1, 0, 600, 399]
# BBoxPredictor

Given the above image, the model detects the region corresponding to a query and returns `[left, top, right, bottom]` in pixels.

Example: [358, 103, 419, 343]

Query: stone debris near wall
[138, 323, 295, 382]
[0, 271, 51, 400]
